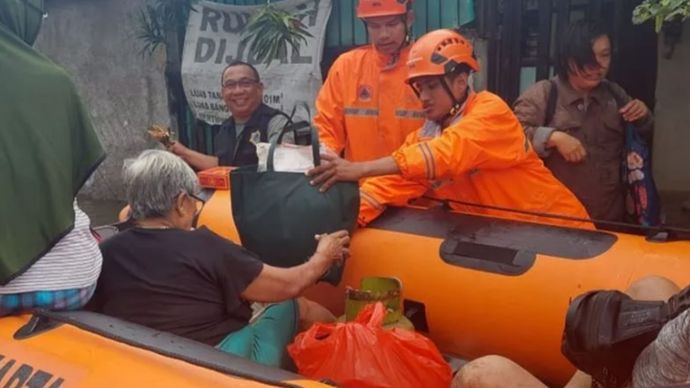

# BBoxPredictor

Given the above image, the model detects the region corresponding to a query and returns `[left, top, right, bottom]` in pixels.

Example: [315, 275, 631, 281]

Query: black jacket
[213, 103, 284, 166]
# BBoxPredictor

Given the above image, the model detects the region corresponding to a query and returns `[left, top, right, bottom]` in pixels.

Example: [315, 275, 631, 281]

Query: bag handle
[273, 107, 299, 145]
[601, 81, 646, 144]
[354, 302, 387, 328]
[267, 103, 320, 171]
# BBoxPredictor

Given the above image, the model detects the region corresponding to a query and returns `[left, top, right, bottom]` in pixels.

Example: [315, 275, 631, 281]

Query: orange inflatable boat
[3, 186, 689, 387]
[0, 309, 326, 387]
[196, 188, 690, 386]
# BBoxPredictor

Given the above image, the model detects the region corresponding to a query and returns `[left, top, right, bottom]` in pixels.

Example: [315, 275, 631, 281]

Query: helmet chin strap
[436, 78, 469, 125]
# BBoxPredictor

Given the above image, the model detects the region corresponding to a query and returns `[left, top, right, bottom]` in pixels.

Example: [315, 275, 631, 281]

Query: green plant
[135, 0, 198, 56]
[633, 0, 690, 33]
[240, 2, 314, 65]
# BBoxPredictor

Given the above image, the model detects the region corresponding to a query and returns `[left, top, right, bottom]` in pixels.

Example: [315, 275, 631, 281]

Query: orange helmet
[356, 0, 412, 19]
[406, 29, 479, 83]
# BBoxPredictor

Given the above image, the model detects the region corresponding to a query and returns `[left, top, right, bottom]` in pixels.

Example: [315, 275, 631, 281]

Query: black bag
[230, 124, 360, 285]
[562, 286, 690, 387]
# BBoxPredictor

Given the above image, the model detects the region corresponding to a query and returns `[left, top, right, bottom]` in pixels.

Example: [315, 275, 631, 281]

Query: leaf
[134, 0, 199, 57]
[240, 4, 315, 66]
[632, 0, 690, 32]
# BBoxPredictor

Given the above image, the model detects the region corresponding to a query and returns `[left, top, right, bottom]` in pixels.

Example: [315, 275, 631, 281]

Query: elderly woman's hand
[307, 153, 366, 192]
[314, 230, 350, 265]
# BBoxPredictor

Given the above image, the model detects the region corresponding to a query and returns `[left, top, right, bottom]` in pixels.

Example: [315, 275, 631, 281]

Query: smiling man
[308, 29, 592, 229]
[169, 61, 293, 169]
[313, 0, 424, 162]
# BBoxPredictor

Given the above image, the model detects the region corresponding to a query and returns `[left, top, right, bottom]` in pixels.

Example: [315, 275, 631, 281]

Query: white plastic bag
[255, 142, 316, 173]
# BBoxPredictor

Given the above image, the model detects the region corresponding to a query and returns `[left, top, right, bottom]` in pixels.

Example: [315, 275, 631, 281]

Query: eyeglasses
[222, 78, 259, 90]
[188, 192, 207, 204]
[183, 192, 206, 219]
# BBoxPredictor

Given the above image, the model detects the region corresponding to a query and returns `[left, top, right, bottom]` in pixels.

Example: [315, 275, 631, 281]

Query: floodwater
[78, 195, 126, 226]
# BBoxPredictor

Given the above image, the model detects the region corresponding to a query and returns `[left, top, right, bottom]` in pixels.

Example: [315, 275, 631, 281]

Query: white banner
[181, 0, 332, 125]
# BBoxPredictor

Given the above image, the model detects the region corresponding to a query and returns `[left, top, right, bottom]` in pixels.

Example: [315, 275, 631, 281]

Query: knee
[296, 297, 335, 331]
[625, 276, 680, 301]
[452, 355, 516, 388]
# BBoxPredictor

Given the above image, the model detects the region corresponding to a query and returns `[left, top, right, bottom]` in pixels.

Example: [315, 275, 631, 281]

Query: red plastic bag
[287, 302, 452, 388]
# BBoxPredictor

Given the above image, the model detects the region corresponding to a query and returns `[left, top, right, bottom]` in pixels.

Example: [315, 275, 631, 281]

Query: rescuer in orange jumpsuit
[314, 0, 424, 162]
[308, 29, 592, 229]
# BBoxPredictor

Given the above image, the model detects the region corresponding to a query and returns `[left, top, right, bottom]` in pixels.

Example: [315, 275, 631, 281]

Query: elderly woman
[514, 20, 653, 224]
[89, 150, 349, 367]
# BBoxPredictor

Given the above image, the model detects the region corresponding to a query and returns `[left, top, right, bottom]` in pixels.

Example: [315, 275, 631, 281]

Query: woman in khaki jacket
[514, 20, 653, 224]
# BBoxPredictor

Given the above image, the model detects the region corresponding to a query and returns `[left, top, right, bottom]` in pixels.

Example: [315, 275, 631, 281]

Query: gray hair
[123, 150, 200, 220]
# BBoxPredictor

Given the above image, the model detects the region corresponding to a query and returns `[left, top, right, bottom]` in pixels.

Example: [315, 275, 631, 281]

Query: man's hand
[307, 153, 366, 192]
[619, 99, 649, 122]
[313, 230, 350, 266]
[548, 131, 587, 163]
[167, 141, 189, 157]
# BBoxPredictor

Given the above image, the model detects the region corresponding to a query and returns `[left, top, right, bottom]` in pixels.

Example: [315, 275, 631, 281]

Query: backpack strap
[543, 79, 558, 127]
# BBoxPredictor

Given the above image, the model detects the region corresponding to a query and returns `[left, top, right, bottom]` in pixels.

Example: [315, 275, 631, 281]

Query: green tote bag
[230, 125, 359, 285]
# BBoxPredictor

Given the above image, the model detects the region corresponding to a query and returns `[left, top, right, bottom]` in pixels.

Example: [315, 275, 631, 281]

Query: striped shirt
[0, 200, 102, 294]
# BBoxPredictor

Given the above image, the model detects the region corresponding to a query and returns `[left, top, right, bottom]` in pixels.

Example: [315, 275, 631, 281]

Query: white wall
[35, 0, 170, 200]
[653, 20, 690, 192]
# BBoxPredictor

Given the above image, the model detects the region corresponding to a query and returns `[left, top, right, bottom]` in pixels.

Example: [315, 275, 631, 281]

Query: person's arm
[544, 131, 587, 163]
[241, 231, 349, 302]
[607, 82, 654, 139]
[168, 141, 219, 170]
[514, 81, 558, 157]
[358, 176, 430, 226]
[308, 96, 534, 189]
[394, 95, 534, 181]
[313, 58, 347, 155]
[514, 81, 586, 162]
[306, 153, 399, 192]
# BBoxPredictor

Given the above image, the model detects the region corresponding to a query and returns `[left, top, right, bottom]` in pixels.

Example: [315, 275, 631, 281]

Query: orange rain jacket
[314, 45, 424, 162]
[359, 91, 593, 229]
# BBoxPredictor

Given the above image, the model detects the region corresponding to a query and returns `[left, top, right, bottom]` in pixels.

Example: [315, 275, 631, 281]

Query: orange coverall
[359, 91, 593, 229]
[314, 45, 424, 162]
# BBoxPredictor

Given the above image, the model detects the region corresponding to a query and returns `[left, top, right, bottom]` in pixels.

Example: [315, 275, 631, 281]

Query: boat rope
[421, 196, 690, 241]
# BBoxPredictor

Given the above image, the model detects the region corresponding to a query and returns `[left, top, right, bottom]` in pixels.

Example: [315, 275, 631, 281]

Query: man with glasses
[169, 61, 293, 169]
